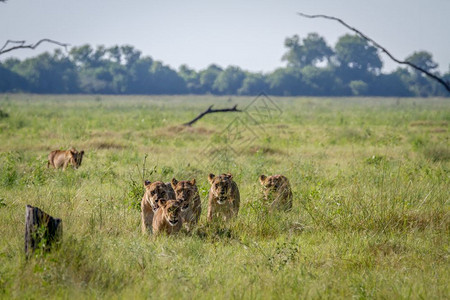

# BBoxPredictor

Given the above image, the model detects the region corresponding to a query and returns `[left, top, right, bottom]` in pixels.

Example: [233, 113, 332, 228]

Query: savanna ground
[0, 94, 448, 299]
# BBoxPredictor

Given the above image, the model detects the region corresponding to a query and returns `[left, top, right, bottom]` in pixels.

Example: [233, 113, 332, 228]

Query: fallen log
[183, 104, 241, 126]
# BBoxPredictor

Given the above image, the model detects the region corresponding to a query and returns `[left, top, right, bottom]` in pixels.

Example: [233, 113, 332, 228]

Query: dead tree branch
[183, 104, 241, 126]
[0, 39, 70, 56]
[297, 12, 450, 93]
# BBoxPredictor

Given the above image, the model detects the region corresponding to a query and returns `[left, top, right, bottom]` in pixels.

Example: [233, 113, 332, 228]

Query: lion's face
[160, 199, 181, 226]
[259, 174, 287, 197]
[208, 173, 233, 205]
[73, 150, 84, 169]
[69, 149, 84, 169]
[171, 178, 196, 212]
[144, 181, 170, 212]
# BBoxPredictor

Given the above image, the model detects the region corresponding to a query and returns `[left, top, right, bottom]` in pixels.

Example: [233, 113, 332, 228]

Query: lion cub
[259, 174, 293, 211]
[207, 173, 240, 222]
[171, 178, 201, 231]
[47, 148, 84, 170]
[141, 180, 176, 234]
[152, 199, 182, 235]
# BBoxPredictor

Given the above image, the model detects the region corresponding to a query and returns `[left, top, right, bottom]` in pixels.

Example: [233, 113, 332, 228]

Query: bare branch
[297, 12, 450, 93]
[0, 39, 70, 55]
[183, 104, 241, 126]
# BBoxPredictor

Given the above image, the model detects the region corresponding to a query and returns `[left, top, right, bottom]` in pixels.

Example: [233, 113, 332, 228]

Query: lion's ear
[159, 198, 167, 207]
[80, 150, 85, 155]
[190, 178, 196, 185]
[208, 173, 215, 184]
[259, 175, 267, 185]
[144, 180, 151, 187]
[171, 178, 178, 189]
[226, 173, 233, 180]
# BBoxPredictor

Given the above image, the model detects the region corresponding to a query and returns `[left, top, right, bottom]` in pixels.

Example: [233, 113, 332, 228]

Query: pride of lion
[144, 172, 293, 236]
[46, 149, 293, 236]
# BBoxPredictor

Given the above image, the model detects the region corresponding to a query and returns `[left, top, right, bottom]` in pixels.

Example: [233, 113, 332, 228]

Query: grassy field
[0, 94, 448, 299]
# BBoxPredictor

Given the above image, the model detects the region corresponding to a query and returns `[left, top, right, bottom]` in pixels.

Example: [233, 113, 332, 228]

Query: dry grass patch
[409, 120, 448, 127]
[83, 139, 128, 150]
[156, 125, 216, 137]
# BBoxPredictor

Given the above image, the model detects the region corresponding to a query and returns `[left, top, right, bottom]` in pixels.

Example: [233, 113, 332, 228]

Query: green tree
[237, 73, 268, 95]
[267, 67, 303, 96]
[282, 33, 333, 68]
[405, 51, 439, 96]
[300, 66, 345, 95]
[12, 50, 78, 93]
[179, 65, 201, 94]
[69, 45, 94, 67]
[120, 45, 141, 66]
[369, 70, 412, 97]
[406, 51, 438, 73]
[0, 62, 29, 92]
[199, 64, 222, 93]
[335, 34, 382, 76]
[150, 61, 186, 94]
[126, 57, 154, 94]
[212, 66, 245, 95]
[107, 46, 122, 64]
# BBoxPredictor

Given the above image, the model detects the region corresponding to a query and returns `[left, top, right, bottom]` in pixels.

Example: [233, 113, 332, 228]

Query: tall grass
[0, 94, 448, 298]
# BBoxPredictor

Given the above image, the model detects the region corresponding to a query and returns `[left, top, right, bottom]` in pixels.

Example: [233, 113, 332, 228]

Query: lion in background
[171, 178, 201, 231]
[47, 148, 84, 170]
[207, 173, 240, 222]
[141, 180, 175, 234]
[259, 174, 293, 211]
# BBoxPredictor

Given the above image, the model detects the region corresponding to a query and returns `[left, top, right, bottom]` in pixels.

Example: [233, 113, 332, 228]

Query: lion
[171, 178, 201, 231]
[47, 148, 85, 170]
[141, 180, 176, 234]
[259, 174, 293, 211]
[152, 199, 182, 235]
[207, 173, 240, 222]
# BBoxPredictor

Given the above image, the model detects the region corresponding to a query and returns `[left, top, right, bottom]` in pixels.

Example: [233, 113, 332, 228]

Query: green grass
[0, 94, 449, 299]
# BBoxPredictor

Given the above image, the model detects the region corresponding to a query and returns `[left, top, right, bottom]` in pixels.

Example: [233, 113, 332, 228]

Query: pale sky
[1, 0, 449, 74]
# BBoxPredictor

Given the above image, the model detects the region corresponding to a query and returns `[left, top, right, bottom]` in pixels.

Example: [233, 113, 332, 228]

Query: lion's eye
[150, 191, 155, 195]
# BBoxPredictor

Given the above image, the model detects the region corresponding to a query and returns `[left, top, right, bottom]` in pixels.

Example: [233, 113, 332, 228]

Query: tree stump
[24, 205, 62, 257]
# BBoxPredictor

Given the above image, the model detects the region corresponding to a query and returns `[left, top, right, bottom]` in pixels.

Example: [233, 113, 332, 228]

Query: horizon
[1, 0, 449, 74]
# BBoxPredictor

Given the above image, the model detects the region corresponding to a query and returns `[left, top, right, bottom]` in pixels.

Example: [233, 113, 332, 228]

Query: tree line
[1, 33, 449, 96]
